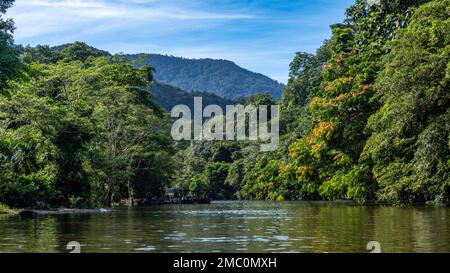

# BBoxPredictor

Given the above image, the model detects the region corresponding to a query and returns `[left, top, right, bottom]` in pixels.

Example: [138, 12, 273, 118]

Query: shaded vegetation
[0, 202, 15, 214]
[150, 81, 236, 112]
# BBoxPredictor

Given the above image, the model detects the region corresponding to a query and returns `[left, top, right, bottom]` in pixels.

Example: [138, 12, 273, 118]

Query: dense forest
[171, 0, 450, 205]
[0, 3, 174, 208]
[0, 0, 449, 210]
[128, 53, 285, 100]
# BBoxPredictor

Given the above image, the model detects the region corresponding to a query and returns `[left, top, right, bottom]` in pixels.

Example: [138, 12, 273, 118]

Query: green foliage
[239, 158, 285, 201]
[273, 0, 436, 203]
[174, 141, 239, 199]
[57, 42, 110, 62]
[245, 92, 275, 108]
[21, 45, 61, 64]
[362, 0, 450, 204]
[280, 43, 330, 137]
[228, 0, 449, 206]
[1, 38, 174, 207]
[202, 162, 232, 199]
[0, 202, 15, 214]
[319, 164, 375, 202]
[0, 0, 20, 90]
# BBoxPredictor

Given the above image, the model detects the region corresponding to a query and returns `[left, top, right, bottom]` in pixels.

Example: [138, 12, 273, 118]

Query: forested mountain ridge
[48, 44, 280, 105]
[24, 44, 238, 111]
[128, 53, 285, 100]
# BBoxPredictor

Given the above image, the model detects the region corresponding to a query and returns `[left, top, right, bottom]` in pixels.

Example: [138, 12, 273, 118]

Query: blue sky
[7, 0, 355, 83]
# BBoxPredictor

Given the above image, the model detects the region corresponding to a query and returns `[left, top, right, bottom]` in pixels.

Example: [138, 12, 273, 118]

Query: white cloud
[5, 0, 352, 83]
[8, 0, 254, 39]
[27, 0, 106, 8]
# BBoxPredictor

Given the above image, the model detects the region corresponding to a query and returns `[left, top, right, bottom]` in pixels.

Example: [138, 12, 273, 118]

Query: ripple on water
[253, 236, 271, 242]
[274, 235, 289, 241]
[263, 248, 286, 252]
[179, 209, 286, 216]
[3, 201, 446, 253]
[228, 216, 281, 220]
[135, 246, 156, 251]
[192, 237, 249, 243]
[236, 248, 248, 251]
[168, 245, 183, 248]
[164, 232, 187, 241]
[290, 237, 315, 241]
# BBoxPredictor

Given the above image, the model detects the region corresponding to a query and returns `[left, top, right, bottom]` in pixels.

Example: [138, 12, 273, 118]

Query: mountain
[128, 54, 285, 100]
[150, 82, 236, 111]
[50, 43, 283, 102]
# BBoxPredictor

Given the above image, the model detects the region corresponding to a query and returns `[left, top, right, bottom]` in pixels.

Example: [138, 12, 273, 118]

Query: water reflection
[0, 201, 448, 253]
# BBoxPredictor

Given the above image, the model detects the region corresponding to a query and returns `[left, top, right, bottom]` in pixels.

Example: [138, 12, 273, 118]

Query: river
[0, 201, 449, 253]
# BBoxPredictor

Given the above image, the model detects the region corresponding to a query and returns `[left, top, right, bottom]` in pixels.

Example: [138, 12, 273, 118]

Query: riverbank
[2, 199, 444, 218]
[17, 208, 112, 216]
[0, 203, 18, 215]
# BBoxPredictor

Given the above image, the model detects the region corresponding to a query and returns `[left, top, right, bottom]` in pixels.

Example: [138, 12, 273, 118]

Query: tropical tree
[0, 0, 20, 90]
[362, 0, 450, 204]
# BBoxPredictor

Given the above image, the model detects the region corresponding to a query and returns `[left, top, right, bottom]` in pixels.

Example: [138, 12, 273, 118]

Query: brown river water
[0, 201, 449, 253]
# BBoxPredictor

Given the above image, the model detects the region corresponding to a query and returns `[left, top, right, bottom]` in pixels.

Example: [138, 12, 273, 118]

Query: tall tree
[362, 0, 450, 204]
[283, 0, 431, 201]
[0, 0, 20, 90]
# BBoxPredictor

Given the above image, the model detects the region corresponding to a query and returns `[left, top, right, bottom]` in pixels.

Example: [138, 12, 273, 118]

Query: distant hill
[128, 54, 284, 100]
[50, 43, 282, 102]
[150, 82, 236, 112]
